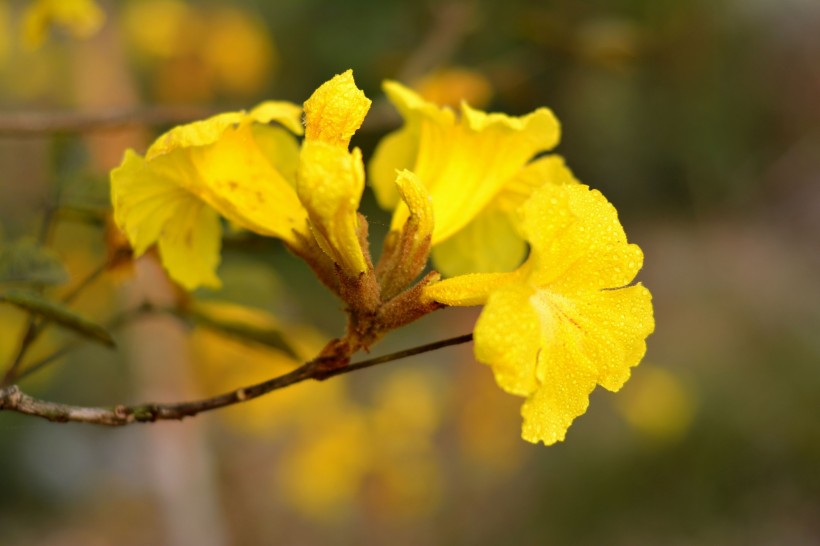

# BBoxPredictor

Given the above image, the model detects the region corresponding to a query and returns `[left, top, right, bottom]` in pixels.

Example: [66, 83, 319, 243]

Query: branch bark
[0, 334, 473, 426]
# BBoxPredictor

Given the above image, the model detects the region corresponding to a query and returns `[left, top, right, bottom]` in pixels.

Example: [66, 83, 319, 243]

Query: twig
[0, 334, 474, 426]
[2, 260, 111, 386]
[0, 106, 216, 136]
[13, 301, 166, 382]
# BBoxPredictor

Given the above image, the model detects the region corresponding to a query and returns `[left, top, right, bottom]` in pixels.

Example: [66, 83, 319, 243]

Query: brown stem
[0, 333, 473, 426]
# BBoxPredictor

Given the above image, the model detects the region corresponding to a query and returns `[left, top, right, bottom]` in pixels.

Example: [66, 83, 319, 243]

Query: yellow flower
[22, 0, 105, 49]
[110, 70, 375, 289]
[424, 182, 654, 445]
[369, 81, 561, 276]
[297, 70, 372, 277]
[111, 102, 307, 290]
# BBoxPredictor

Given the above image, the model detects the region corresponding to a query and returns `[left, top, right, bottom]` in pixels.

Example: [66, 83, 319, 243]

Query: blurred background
[1, 0, 819, 544]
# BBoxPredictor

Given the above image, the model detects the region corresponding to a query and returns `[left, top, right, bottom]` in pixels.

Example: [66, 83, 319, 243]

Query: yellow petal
[569, 284, 654, 391]
[249, 100, 304, 135]
[146, 100, 302, 160]
[497, 154, 579, 213]
[423, 269, 520, 308]
[473, 283, 542, 395]
[520, 356, 597, 445]
[110, 149, 222, 289]
[157, 199, 222, 290]
[368, 127, 419, 209]
[369, 81, 452, 209]
[297, 141, 367, 276]
[110, 149, 189, 256]
[521, 182, 643, 291]
[515, 282, 653, 445]
[303, 70, 371, 147]
[425, 101, 558, 242]
[183, 124, 308, 244]
[374, 81, 561, 244]
[250, 124, 301, 188]
[431, 206, 526, 277]
[480, 280, 600, 444]
[147, 112, 246, 159]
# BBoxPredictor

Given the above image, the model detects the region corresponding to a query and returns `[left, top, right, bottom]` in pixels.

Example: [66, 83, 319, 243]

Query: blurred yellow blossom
[425, 182, 654, 445]
[190, 301, 350, 436]
[22, 0, 104, 49]
[278, 411, 372, 519]
[616, 366, 696, 442]
[121, 0, 276, 102]
[413, 66, 494, 109]
[275, 368, 445, 521]
[0, 3, 10, 63]
[203, 7, 277, 97]
[456, 361, 527, 475]
[366, 368, 444, 519]
[369, 81, 560, 276]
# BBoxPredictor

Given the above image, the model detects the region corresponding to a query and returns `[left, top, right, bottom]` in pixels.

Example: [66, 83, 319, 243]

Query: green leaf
[0, 238, 69, 285]
[185, 303, 299, 359]
[0, 289, 115, 348]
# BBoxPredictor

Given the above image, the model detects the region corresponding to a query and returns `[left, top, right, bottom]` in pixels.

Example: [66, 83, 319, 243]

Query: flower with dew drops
[424, 181, 654, 445]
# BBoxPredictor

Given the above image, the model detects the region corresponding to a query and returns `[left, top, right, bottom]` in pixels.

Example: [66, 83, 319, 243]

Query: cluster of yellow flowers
[110, 70, 654, 445]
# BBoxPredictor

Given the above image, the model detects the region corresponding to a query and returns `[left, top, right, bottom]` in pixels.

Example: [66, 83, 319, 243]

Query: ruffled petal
[520, 354, 597, 445]
[569, 284, 654, 391]
[516, 282, 654, 445]
[374, 81, 561, 245]
[521, 182, 643, 291]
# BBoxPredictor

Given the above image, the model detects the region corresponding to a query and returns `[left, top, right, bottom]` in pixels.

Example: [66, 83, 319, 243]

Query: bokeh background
[1, 0, 819, 544]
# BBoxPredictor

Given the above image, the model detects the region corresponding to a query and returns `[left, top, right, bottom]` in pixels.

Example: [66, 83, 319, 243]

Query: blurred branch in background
[0, 105, 215, 136]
